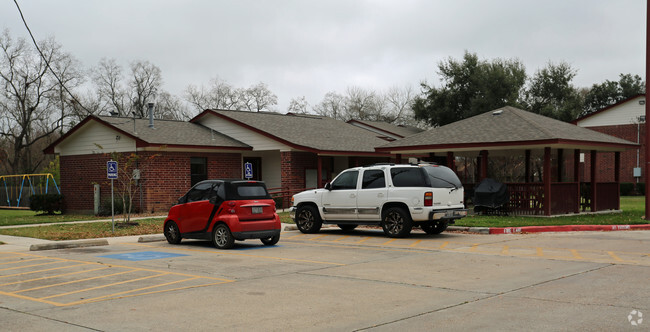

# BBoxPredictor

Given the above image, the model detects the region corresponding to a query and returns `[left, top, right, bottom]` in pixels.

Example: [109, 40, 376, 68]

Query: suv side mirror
[324, 182, 331, 191]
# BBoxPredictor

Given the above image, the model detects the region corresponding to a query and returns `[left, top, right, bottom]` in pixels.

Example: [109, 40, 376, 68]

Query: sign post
[107, 160, 118, 233]
[244, 162, 253, 180]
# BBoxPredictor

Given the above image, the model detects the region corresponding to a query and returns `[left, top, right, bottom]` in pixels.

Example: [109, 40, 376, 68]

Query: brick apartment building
[573, 94, 646, 186]
[45, 106, 634, 215]
[44, 110, 413, 213]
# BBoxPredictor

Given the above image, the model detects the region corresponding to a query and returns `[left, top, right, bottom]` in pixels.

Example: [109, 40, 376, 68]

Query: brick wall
[582, 124, 644, 184]
[60, 152, 242, 214]
[281, 151, 317, 193]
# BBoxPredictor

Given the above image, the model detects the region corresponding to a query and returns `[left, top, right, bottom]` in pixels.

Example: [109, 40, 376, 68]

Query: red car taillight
[228, 201, 236, 214]
[424, 192, 433, 206]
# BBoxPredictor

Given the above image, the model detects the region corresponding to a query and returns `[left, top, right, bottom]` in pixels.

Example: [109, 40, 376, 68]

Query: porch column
[615, 151, 621, 210]
[591, 150, 598, 212]
[396, 154, 402, 163]
[543, 147, 552, 216]
[574, 149, 581, 213]
[525, 150, 531, 183]
[447, 151, 455, 172]
[479, 150, 488, 181]
[317, 155, 323, 188]
[429, 152, 435, 162]
[557, 148, 564, 182]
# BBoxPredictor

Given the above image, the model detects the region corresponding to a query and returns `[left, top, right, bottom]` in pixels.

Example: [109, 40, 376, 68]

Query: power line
[12, 0, 91, 115]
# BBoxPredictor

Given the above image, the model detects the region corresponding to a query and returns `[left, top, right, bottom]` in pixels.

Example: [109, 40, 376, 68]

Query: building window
[191, 157, 207, 186]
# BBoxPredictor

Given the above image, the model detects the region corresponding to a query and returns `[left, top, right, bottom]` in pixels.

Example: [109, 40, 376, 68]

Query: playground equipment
[0, 173, 60, 208]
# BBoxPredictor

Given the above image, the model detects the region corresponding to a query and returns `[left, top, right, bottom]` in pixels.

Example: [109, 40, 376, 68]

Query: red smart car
[163, 180, 281, 249]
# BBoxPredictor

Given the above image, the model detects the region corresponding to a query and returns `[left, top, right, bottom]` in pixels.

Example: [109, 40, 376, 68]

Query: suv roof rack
[363, 163, 396, 167]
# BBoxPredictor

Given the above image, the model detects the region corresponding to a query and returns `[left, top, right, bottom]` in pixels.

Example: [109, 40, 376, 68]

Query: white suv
[290, 163, 467, 237]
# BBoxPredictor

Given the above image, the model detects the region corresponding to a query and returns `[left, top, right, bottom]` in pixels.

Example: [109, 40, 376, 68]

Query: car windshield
[422, 165, 463, 189]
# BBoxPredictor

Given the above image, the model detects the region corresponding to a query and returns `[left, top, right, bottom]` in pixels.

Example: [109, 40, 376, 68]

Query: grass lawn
[0, 218, 164, 241]
[0, 209, 116, 227]
[455, 196, 646, 228]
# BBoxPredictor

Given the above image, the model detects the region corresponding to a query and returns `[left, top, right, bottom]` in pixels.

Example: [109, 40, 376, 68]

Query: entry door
[243, 157, 262, 181]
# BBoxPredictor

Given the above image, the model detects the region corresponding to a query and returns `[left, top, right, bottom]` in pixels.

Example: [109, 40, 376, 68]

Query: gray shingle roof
[378, 106, 637, 151]
[204, 110, 390, 153]
[98, 115, 250, 149]
[348, 120, 423, 138]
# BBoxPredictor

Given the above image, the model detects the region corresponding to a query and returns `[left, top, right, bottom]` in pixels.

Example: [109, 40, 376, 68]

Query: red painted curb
[489, 224, 650, 234]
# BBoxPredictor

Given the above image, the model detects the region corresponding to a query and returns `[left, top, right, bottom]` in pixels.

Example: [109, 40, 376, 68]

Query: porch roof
[376, 106, 638, 154]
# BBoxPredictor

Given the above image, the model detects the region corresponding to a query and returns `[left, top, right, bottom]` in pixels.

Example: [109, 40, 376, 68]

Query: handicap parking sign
[244, 162, 253, 179]
[107, 161, 118, 179]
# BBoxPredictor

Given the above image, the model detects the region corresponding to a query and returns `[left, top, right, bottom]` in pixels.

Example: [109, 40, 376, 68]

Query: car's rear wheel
[381, 207, 413, 238]
[295, 205, 322, 234]
[337, 224, 358, 231]
[261, 234, 280, 246]
[212, 224, 235, 249]
[164, 221, 182, 244]
[421, 221, 448, 234]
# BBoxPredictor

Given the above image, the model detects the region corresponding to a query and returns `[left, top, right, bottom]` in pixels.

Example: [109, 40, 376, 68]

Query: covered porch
[377, 107, 637, 216]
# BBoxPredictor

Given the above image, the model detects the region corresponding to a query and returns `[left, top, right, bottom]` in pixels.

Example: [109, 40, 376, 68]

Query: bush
[620, 183, 635, 196]
[29, 194, 64, 214]
[98, 196, 124, 216]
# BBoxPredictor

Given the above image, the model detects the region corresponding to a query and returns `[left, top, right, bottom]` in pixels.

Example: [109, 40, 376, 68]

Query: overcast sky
[0, 0, 646, 113]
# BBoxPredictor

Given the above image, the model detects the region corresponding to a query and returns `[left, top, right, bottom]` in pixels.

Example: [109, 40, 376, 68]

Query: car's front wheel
[421, 221, 448, 235]
[164, 221, 182, 244]
[295, 205, 322, 234]
[212, 224, 235, 249]
[261, 234, 280, 246]
[381, 207, 413, 238]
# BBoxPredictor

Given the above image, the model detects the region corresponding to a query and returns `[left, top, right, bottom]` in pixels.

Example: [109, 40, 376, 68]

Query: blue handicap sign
[107, 161, 118, 179]
[244, 162, 253, 179]
[99, 251, 188, 261]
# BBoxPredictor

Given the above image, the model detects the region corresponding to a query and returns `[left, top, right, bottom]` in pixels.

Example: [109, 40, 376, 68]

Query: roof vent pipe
[148, 103, 154, 128]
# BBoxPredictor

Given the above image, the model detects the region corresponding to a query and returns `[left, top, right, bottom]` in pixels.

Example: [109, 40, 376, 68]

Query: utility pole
[643, 1, 650, 220]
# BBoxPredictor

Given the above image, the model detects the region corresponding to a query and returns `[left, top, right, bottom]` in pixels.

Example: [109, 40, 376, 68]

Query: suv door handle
[377, 193, 384, 197]
[349, 194, 356, 198]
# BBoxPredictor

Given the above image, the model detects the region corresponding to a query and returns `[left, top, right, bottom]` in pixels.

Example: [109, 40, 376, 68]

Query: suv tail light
[424, 192, 433, 206]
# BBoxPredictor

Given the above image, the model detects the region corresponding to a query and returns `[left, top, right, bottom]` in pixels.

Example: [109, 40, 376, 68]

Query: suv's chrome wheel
[381, 207, 413, 238]
[296, 205, 322, 234]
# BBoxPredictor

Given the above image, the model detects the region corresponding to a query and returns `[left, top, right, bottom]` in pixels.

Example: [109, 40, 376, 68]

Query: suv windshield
[422, 165, 462, 188]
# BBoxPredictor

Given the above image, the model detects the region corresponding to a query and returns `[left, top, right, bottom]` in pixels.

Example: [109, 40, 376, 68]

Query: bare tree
[156, 91, 190, 121]
[185, 78, 240, 111]
[313, 91, 346, 120]
[288, 96, 309, 114]
[129, 60, 162, 117]
[0, 30, 80, 174]
[247, 82, 277, 112]
[92, 58, 127, 115]
[185, 78, 278, 113]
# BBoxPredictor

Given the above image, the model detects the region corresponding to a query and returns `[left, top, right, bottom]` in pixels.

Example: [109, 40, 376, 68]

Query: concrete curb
[283, 224, 650, 235]
[447, 226, 490, 234]
[30, 239, 109, 251]
[138, 234, 166, 242]
[488, 224, 650, 234]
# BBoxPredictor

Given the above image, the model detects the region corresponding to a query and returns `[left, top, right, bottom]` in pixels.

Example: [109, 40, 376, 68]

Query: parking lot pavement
[0, 228, 648, 331]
